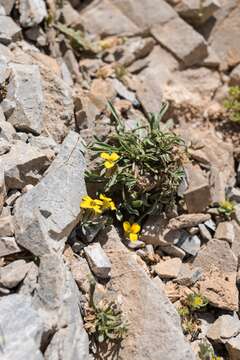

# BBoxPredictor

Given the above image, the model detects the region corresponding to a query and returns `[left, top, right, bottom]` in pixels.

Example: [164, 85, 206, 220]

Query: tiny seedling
[198, 341, 221, 360]
[218, 200, 235, 217]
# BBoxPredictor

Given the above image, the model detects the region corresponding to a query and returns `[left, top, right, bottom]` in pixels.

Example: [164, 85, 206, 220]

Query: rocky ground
[0, 0, 240, 359]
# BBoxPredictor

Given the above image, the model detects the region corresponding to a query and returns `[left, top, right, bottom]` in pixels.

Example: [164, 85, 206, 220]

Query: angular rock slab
[151, 16, 207, 67]
[34, 253, 89, 360]
[19, 0, 47, 28]
[2, 141, 49, 191]
[14, 131, 86, 256]
[0, 294, 44, 359]
[193, 239, 238, 311]
[7, 63, 44, 135]
[101, 227, 195, 360]
[0, 16, 21, 45]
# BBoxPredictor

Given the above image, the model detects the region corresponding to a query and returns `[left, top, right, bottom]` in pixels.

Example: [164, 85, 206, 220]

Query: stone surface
[0, 260, 31, 288]
[154, 258, 182, 279]
[168, 213, 211, 230]
[0, 236, 21, 257]
[79, 0, 140, 36]
[0, 0, 15, 15]
[207, 313, 240, 342]
[174, 264, 203, 286]
[175, 0, 220, 25]
[84, 242, 111, 279]
[226, 334, 240, 360]
[6, 63, 43, 135]
[14, 131, 86, 256]
[0, 163, 5, 213]
[19, 0, 47, 27]
[112, 0, 177, 29]
[209, 6, 240, 70]
[0, 294, 44, 359]
[184, 163, 211, 213]
[193, 239, 238, 311]
[151, 16, 207, 67]
[101, 227, 195, 360]
[0, 215, 14, 236]
[2, 141, 49, 191]
[0, 16, 21, 44]
[34, 253, 89, 360]
[177, 233, 201, 256]
[198, 223, 212, 242]
[215, 221, 235, 245]
[230, 64, 240, 86]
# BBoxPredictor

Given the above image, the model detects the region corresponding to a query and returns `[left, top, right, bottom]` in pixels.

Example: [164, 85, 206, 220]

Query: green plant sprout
[224, 86, 240, 123]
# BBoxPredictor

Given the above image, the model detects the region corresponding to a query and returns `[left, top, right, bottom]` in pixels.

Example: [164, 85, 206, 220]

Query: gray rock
[193, 239, 238, 311]
[175, 0, 220, 25]
[226, 334, 240, 360]
[112, 0, 177, 29]
[0, 111, 16, 142]
[101, 227, 195, 360]
[0, 294, 44, 359]
[204, 219, 216, 232]
[5, 189, 21, 206]
[230, 64, 240, 86]
[2, 141, 49, 191]
[0, 161, 6, 212]
[14, 131, 86, 256]
[229, 187, 240, 203]
[161, 244, 186, 259]
[19, 0, 47, 27]
[18, 262, 38, 296]
[209, 5, 240, 70]
[177, 234, 201, 256]
[84, 243, 111, 279]
[183, 163, 211, 213]
[110, 78, 136, 103]
[199, 223, 212, 242]
[168, 213, 211, 230]
[174, 263, 203, 286]
[0, 260, 32, 288]
[0, 138, 10, 154]
[0, 58, 10, 83]
[29, 134, 59, 158]
[6, 63, 44, 135]
[154, 258, 182, 279]
[0, 16, 21, 45]
[207, 313, 240, 342]
[0, 236, 21, 257]
[70, 256, 91, 294]
[79, 0, 140, 36]
[237, 162, 240, 186]
[0, 215, 14, 236]
[34, 253, 89, 360]
[0, 0, 15, 15]
[215, 221, 235, 245]
[151, 16, 207, 67]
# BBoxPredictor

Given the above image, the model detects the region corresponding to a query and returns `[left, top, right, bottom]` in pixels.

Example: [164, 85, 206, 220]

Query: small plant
[84, 102, 186, 242]
[55, 23, 99, 54]
[178, 293, 208, 338]
[224, 86, 240, 123]
[218, 200, 235, 217]
[84, 281, 128, 343]
[198, 341, 221, 360]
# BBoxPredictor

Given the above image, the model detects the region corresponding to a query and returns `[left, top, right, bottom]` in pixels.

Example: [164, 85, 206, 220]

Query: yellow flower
[123, 221, 141, 242]
[80, 195, 103, 214]
[99, 194, 116, 211]
[100, 152, 119, 169]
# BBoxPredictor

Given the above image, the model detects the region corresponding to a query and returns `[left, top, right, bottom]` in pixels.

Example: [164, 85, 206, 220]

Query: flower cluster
[100, 152, 119, 169]
[123, 221, 141, 242]
[80, 194, 116, 214]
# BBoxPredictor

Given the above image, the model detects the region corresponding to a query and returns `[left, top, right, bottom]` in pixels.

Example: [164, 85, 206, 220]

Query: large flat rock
[14, 131, 86, 256]
[101, 227, 195, 360]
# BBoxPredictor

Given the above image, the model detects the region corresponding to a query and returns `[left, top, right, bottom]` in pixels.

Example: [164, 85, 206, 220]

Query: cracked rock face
[14, 131, 86, 256]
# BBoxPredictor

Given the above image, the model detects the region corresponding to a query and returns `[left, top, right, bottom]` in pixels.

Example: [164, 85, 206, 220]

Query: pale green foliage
[224, 86, 240, 123]
[218, 200, 235, 217]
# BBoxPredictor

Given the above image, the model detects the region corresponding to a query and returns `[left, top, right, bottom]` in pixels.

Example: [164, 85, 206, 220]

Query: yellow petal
[123, 221, 131, 233]
[99, 194, 109, 201]
[110, 201, 116, 210]
[104, 161, 114, 169]
[93, 206, 102, 214]
[131, 223, 141, 234]
[100, 152, 110, 160]
[93, 199, 103, 206]
[82, 195, 92, 202]
[129, 233, 138, 242]
[109, 152, 119, 161]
